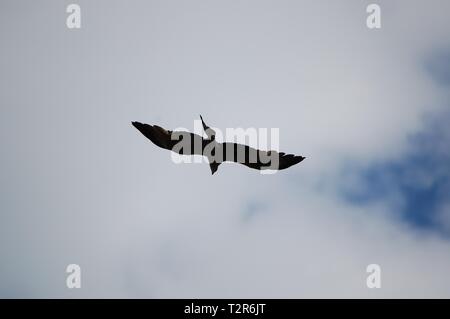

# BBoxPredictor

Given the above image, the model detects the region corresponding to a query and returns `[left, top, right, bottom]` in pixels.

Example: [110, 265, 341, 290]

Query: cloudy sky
[1, 0, 450, 298]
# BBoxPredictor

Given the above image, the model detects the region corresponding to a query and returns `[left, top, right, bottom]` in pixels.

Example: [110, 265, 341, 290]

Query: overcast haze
[1, 0, 450, 297]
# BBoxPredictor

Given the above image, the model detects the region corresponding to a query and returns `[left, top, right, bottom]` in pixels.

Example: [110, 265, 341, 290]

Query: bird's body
[132, 116, 305, 174]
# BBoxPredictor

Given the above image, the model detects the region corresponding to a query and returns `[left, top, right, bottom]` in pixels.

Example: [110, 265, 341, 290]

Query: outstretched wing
[132, 121, 205, 155]
[277, 152, 305, 170]
[219, 143, 305, 170]
[132, 122, 176, 150]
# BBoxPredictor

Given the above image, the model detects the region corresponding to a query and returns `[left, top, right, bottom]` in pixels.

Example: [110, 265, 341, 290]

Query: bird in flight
[132, 116, 305, 174]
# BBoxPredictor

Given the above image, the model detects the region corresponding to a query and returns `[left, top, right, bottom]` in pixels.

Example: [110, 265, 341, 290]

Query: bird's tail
[209, 162, 221, 175]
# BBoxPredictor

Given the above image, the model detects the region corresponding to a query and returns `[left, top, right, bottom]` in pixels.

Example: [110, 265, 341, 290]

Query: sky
[1, 0, 450, 298]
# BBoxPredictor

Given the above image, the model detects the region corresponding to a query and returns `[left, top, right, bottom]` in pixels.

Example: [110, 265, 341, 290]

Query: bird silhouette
[132, 116, 305, 174]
